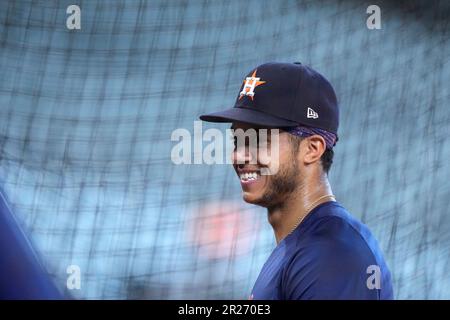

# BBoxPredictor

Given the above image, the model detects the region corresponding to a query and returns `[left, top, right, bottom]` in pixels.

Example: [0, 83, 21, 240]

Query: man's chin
[242, 192, 266, 207]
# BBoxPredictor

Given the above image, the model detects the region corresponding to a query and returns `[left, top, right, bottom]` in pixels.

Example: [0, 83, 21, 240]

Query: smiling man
[200, 62, 393, 300]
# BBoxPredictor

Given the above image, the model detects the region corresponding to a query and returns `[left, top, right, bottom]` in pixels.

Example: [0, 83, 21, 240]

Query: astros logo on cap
[239, 69, 266, 100]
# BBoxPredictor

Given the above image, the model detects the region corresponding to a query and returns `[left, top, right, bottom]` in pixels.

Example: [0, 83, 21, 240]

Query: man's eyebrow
[230, 125, 270, 131]
[230, 125, 248, 131]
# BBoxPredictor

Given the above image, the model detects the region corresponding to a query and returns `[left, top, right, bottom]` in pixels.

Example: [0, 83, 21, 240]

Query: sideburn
[256, 150, 301, 211]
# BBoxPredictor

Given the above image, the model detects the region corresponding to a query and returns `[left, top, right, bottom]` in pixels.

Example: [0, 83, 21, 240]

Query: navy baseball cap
[200, 62, 339, 137]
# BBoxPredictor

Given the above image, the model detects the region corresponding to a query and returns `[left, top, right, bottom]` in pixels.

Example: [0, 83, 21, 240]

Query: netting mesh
[0, 0, 449, 299]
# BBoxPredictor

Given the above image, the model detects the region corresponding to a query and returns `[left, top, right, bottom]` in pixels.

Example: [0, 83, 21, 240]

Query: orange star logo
[239, 69, 266, 100]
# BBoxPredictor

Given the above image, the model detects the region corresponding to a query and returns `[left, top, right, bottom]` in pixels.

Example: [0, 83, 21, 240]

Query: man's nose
[231, 145, 255, 165]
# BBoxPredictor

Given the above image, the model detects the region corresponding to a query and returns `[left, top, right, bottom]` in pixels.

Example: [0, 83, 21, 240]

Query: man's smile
[235, 166, 268, 196]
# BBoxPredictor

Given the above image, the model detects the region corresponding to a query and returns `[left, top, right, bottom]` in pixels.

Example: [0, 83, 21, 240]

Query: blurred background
[0, 0, 449, 299]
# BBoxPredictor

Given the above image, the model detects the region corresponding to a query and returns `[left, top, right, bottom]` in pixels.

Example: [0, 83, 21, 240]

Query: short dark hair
[320, 148, 334, 174]
[287, 134, 334, 174]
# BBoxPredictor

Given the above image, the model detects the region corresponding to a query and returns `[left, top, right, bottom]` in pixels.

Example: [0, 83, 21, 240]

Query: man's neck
[267, 175, 334, 244]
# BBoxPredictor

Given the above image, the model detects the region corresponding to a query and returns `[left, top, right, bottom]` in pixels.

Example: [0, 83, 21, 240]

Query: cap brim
[199, 107, 298, 128]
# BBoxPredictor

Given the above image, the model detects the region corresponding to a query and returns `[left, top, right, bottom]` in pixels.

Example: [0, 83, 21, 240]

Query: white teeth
[240, 172, 260, 181]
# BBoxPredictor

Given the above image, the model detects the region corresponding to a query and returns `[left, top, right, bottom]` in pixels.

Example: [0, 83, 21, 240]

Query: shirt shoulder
[281, 204, 393, 300]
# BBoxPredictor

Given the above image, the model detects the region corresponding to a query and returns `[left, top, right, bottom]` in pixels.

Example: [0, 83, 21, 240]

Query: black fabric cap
[199, 62, 339, 135]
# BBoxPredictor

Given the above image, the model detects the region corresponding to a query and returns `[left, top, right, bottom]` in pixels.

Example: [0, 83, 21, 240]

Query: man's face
[231, 122, 302, 209]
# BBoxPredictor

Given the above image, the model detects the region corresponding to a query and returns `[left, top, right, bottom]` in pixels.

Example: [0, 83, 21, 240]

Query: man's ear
[302, 135, 326, 165]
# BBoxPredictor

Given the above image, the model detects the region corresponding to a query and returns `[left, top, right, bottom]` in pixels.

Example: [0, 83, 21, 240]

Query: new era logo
[307, 107, 319, 119]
